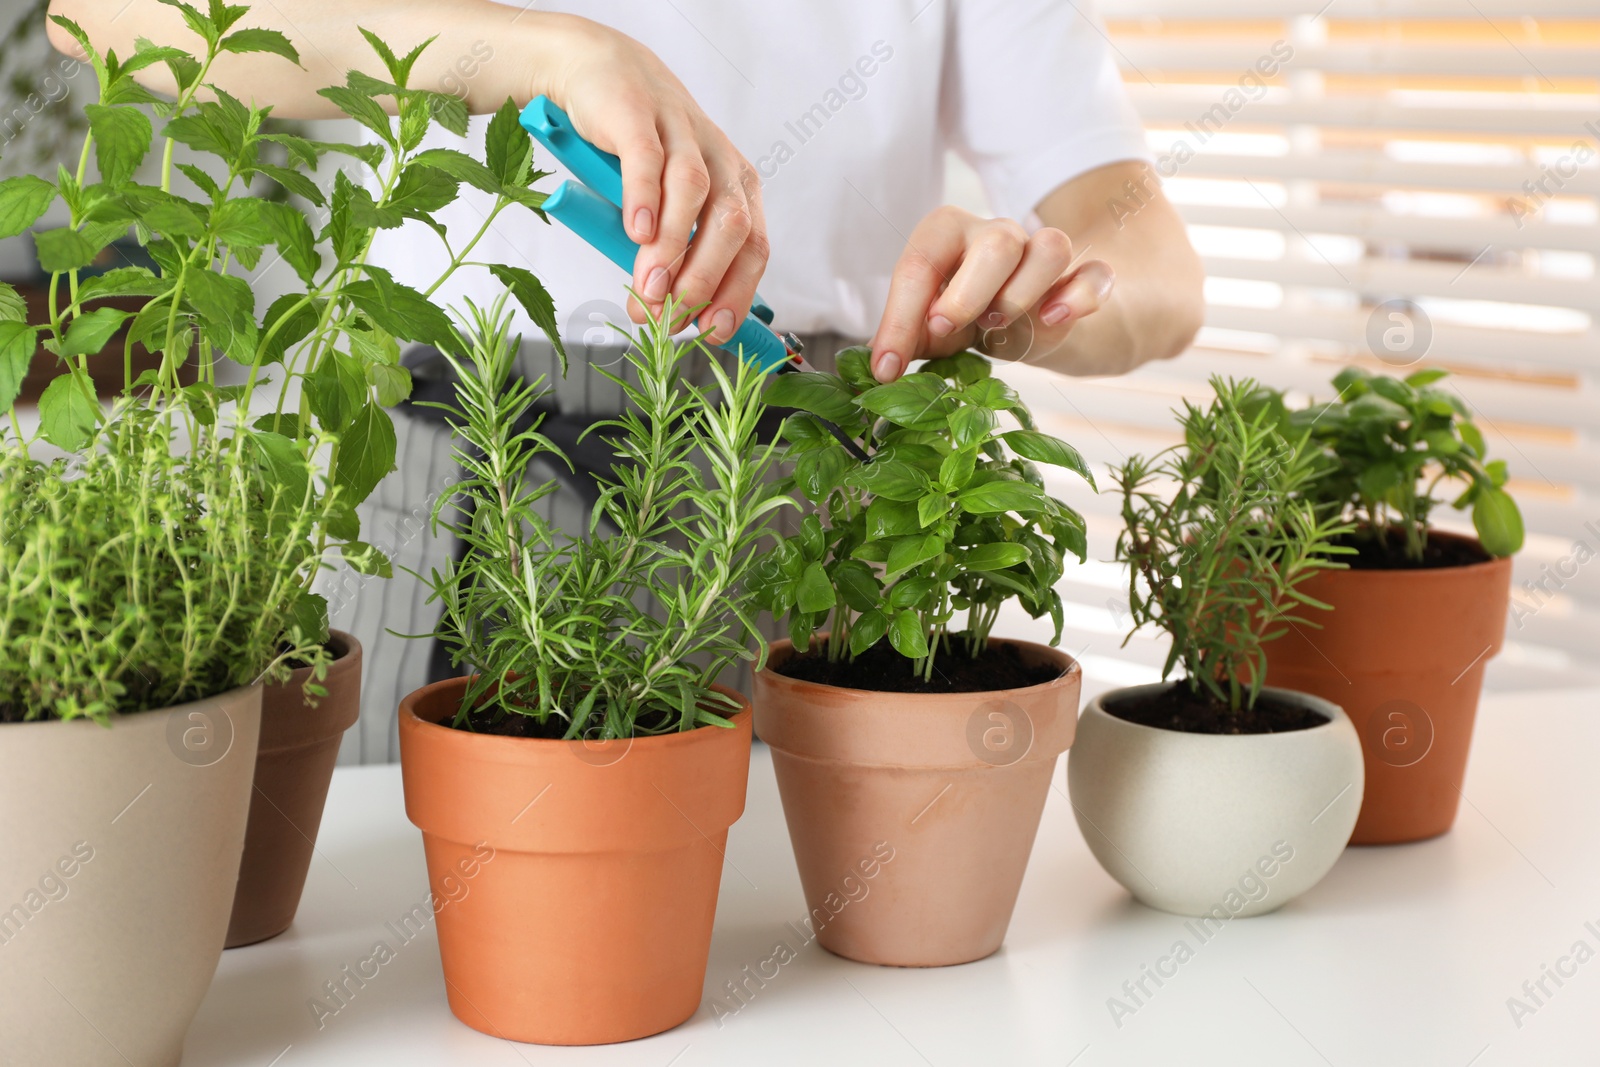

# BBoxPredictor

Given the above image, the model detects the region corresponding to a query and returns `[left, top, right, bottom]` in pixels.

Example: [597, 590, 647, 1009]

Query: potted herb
[398, 297, 780, 1045]
[1264, 366, 1522, 844]
[748, 348, 1089, 966]
[1067, 378, 1365, 917]
[0, 8, 562, 1058]
[14, 8, 563, 950]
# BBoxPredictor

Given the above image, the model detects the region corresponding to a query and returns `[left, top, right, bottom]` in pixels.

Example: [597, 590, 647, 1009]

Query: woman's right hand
[527, 14, 769, 344]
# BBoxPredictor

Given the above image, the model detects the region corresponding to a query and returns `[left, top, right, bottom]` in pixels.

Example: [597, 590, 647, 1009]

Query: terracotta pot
[1264, 531, 1512, 844]
[0, 686, 262, 1067]
[752, 637, 1080, 967]
[398, 677, 752, 1045]
[1069, 683, 1363, 916]
[227, 631, 363, 947]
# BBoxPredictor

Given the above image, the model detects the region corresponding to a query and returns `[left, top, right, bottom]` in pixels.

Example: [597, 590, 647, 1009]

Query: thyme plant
[0, 2, 561, 721]
[1287, 366, 1524, 561]
[748, 349, 1093, 682]
[423, 298, 785, 739]
[1114, 378, 1353, 713]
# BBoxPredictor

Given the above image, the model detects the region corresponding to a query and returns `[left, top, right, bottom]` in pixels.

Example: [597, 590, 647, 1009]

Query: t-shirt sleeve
[941, 0, 1151, 220]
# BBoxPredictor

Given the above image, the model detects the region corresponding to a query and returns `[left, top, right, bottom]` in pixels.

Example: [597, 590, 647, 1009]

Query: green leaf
[0, 175, 58, 239]
[334, 401, 397, 506]
[857, 373, 954, 431]
[344, 269, 453, 348]
[258, 294, 321, 366]
[220, 27, 300, 63]
[888, 576, 938, 610]
[260, 201, 321, 284]
[247, 429, 310, 506]
[923, 351, 992, 386]
[835, 345, 878, 392]
[956, 480, 1047, 515]
[318, 84, 396, 145]
[0, 281, 24, 322]
[888, 609, 929, 659]
[961, 543, 1029, 571]
[59, 307, 133, 357]
[485, 97, 531, 186]
[885, 533, 944, 578]
[84, 105, 152, 186]
[368, 362, 411, 407]
[917, 492, 950, 528]
[1473, 487, 1524, 557]
[849, 609, 889, 657]
[795, 561, 835, 614]
[38, 374, 99, 450]
[488, 264, 565, 370]
[948, 404, 995, 450]
[845, 459, 928, 502]
[287, 591, 331, 645]
[390, 163, 459, 217]
[764, 371, 858, 424]
[211, 197, 274, 247]
[1405, 367, 1448, 388]
[1002, 430, 1095, 488]
[183, 269, 257, 360]
[939, 447, 977, 490]
[793, 445, 848, 501]
[964, 377, 1021, 411]
[411, 148, 500, 195]
[0, 321, 39, 411]
[866, 498, 921, 539]
[307, 352, 367, 433]
[832, 560, 880, 613]
[1356, 461, 1400, 500]
[33, 228, 103, 274]
[76, 266, 170, 302]
[340, 540, 393, 578]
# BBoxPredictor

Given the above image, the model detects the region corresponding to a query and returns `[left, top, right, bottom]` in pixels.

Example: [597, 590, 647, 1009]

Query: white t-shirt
[367, 0, 1149, 341]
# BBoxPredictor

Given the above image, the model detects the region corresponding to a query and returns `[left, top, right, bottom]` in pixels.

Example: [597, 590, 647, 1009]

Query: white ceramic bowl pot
[1068, 683, 1364, 918]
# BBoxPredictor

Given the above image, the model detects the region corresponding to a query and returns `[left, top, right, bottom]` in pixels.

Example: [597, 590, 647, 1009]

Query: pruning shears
[519, 96, 870, 462]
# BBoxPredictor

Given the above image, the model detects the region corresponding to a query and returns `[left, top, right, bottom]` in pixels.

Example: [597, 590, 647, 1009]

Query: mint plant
[1288, 367, 1523, 561]
[0, 1, 564, 721]
[421, 297, 785, 738]
[749, 349, 1093, 682]
[0, 1, 563, 643]
[1115, 378, 1353, 713]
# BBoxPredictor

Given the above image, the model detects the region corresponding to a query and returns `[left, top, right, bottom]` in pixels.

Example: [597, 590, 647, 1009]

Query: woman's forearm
[45, 0, 583, 114]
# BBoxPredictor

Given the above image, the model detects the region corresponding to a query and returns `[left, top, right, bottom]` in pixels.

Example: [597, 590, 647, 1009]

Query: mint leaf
[0, 175, 57, 239]
[485, 97, 530, 185]
[344, 269, 453, 348]
[219, 27, 300, 64]
[38, 374, 99, 450]
[59, 307, 134, 357]
[84, 105, 152, 186]
[33, 228, 103, 273]
[487, 264, 565, 370]
[0, 321, 39, 411]
[334, 401, 397, 506]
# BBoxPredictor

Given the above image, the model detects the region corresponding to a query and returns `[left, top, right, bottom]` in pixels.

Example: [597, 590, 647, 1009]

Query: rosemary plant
[423, 298, 786, 739]
[748, 349, 1093, 682]
[1114, 378, 1353, 713]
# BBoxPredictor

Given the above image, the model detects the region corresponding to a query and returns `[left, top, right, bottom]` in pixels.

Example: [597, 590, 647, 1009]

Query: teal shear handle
[521, 96, 789, 371]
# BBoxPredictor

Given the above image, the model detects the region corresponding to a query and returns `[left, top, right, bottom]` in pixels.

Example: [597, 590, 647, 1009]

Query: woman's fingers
[696, 162, 768, 343]
[629, 119, 711, 321]
[869, 208, 971, 382]
[1040, 259, 1116, 326]
[924, 219, 1028, 339]
[614, 113, 664, 245]
[983, 226, 1075, 328]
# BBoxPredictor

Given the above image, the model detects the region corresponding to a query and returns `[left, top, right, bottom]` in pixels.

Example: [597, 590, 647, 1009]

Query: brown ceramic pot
[753, 637, 1081, 967]
[398, 676, 752, 1045]
[226, 631, 363, 947]
[1264, 531, 1512, 845]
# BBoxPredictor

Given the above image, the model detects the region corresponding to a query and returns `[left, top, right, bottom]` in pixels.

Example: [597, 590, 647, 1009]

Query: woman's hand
[532, 15, 768, 343]
[868, 206, 1114, 382]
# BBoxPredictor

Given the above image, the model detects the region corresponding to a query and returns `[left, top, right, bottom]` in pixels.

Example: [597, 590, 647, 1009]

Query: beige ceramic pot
[753, 638, 1081, 967]
[0, 685, 262, 1067]
[227, 630, 363, 947]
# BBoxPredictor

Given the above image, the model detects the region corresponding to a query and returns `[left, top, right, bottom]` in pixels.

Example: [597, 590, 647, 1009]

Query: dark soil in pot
[1103, 685, 1329, 735]
[773, 636, 1063, 693]
[1335, 528, 1492, 570]
[446, 702, 676, 739]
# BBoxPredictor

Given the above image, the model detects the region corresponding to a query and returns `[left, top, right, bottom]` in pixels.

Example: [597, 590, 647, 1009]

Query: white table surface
[187, 688, 1600, 1067]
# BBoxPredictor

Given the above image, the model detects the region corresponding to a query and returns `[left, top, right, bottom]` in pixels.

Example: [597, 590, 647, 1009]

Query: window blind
[965, 0, 1600, 696]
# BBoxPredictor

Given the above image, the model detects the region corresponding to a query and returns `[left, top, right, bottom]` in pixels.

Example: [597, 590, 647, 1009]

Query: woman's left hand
[868, 205, 1114, 382]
